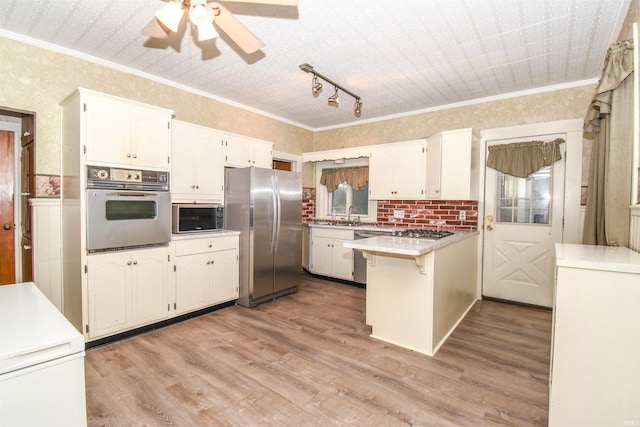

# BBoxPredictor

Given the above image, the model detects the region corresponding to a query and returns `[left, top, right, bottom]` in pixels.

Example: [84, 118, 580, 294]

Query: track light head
[354, 100, 362, 117]
[312, 75, 323, 96]
[328, 87, 339, 107]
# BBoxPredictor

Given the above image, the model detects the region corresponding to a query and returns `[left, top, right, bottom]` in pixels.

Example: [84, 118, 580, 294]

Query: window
[331, 181, 369, 215]
[315, 159, 376, 221]
[496, 166, 552, 224]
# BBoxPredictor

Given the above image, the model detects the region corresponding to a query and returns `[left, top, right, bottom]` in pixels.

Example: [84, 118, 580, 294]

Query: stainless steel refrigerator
[224, 167, 302, 307]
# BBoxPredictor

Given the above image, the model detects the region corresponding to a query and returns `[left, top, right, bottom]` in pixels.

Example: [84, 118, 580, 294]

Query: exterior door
[482, 133, 566, 308]
[0, 130, 15, 285]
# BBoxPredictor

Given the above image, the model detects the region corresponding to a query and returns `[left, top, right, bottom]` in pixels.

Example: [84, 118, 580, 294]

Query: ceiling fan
[143, 0, 298, 54]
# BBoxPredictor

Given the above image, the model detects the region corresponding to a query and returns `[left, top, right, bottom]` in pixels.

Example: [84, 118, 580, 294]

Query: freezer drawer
[0, 352, 87, 427]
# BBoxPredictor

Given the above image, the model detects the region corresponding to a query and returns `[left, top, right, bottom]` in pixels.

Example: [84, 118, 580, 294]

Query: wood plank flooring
[85, 273, 552, 426]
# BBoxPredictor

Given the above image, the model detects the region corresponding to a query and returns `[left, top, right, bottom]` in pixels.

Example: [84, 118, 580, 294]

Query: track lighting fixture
[312, 75, 323, 96]
[328, 87, 339, 106]
[299, 63, 363, 117]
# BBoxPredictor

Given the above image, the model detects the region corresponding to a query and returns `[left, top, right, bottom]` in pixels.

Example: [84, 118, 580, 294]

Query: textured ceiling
[0, 0, 630, 129]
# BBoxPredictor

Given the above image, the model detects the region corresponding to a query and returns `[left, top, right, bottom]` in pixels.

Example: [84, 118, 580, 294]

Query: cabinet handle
[126, 153, 131, 158]
[132, 154, 137, 159]
[191, 185, 196, 189]
[207, 261, 210, 265]
[133, 260, 138, 265]
[127, 261, 132, 265]
[208, 243, 213, 248]
[196, 185, 199, 189]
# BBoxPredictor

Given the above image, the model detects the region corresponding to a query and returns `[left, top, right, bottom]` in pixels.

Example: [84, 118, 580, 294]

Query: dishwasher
[353, 229, 391, 285]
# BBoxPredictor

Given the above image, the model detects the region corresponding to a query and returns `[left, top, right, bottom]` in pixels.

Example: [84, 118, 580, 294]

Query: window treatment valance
[487, 138, 564, 178]
[584, 40, 634, 133]
[320, 166, 369, 192]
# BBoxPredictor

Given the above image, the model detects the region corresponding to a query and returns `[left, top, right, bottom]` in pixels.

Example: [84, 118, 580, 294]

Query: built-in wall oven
[86, 166, 170, 252]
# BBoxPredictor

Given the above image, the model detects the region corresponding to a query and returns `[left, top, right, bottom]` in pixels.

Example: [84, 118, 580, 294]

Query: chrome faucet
[347, 205, 353, 223]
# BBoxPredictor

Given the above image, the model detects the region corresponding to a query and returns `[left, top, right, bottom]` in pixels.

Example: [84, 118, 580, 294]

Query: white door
[482, 133, 566, 308]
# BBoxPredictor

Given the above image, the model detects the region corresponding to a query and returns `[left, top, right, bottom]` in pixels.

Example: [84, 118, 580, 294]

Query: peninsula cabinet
[86, 246, 171, 341]
[171, 120, 224, 203]
[368, 139, 427, 200]
[172, 235, 239, 315]
[75, 88, 172, 171]
[425, 128, 479, 200]
[222, 133, 273, 168]
[310, 227, 354, 281]
[549, 244, 640, 427]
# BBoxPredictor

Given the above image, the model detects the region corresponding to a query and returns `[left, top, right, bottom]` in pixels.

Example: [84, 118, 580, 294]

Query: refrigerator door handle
[270, 174, 278, 253]
[274, 174, 282, 253]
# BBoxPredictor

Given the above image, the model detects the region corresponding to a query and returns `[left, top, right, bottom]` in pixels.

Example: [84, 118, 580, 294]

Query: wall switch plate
[459, 210, 466, 220]
[394, 209, 404, 218]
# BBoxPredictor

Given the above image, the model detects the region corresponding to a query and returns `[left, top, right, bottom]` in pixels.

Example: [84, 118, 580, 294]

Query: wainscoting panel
[30, 198, 62, 311]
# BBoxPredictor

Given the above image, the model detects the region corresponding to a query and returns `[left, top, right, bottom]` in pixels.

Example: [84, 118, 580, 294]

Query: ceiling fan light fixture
[197, 23, 219, 41]
[328, 86, 340, 107]
[156, 0, 185, 33]
[188, 0, 219, 41]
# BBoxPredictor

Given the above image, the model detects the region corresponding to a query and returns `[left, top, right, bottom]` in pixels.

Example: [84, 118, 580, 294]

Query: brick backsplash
[301, 188, 478, 230]
[376, 200, 478, 231]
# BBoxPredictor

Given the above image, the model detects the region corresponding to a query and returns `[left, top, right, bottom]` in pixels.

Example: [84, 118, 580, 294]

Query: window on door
[496, 166, 552, 224]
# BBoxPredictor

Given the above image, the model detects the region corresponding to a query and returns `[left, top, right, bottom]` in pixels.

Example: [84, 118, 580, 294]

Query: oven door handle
[105, 192, 158, 197]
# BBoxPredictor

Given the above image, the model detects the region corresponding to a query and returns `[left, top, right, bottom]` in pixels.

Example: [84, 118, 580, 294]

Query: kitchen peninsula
[344, 231, 478, 356]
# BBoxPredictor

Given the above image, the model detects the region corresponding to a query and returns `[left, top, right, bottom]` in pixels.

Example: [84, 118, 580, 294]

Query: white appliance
[0, 282, 87, 427]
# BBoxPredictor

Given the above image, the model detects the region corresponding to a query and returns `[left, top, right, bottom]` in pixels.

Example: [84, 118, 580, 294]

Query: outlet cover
[459, 210, 466, 220]
[393, 209, 404, 218]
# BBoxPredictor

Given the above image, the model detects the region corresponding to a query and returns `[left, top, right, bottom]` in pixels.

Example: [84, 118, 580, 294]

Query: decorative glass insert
[496, 166, 551, 224]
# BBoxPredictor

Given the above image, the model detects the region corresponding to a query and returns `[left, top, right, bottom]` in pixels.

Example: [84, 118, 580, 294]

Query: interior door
[482, 133, 566, 308]
[0, 131, 16, 285]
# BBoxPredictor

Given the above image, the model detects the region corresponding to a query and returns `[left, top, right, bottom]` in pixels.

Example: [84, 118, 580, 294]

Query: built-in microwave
[172, 204, 224, 234]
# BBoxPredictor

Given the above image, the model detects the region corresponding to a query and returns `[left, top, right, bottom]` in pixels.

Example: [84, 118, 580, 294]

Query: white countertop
[344, 230, 478, 256]
[171, 230, 241, 241]
[555, 243, 640, 274]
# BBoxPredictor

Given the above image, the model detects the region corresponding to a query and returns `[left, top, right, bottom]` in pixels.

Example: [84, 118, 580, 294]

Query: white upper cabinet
[222, 133, 273, 168]
[368, 139, 427, 200]
[171, 120, 224, 203]
[82, 89, 172, 170]
[425, 128, 479, 200]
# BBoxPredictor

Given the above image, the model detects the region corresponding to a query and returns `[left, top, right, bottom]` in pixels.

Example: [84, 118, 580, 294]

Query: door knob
[3, 224, 12, 231]
[487, 225, 494, 231]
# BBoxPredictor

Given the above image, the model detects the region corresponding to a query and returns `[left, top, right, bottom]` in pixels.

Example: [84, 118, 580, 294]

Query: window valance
[320, 166, 369, 192]
[487, 138, 564, 178]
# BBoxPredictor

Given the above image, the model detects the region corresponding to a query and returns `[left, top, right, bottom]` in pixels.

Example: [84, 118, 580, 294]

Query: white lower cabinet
[173, 235, 239, 315]
[310, 228, 354, 281]
[86, 246, 170, 340]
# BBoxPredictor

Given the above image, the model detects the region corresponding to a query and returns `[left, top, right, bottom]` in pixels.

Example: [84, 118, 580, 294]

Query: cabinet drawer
[175, 235, 238, 256]
[311, 228, 354, 240]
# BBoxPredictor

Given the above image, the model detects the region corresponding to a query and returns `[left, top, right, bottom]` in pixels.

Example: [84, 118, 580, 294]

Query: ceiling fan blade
[222, 0, 298, 5]
[142, 18, 170, 39]
[214, 3, 265, 54]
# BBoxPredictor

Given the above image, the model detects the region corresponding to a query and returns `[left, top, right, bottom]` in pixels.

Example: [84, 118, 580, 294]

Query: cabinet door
[393, 141, 426, 199]
[331, 241, 354, 280]
[210, 249, 239, 304]
[175, 253, 211, 315]
[368, 147, 394, 198]
[85, 95, 131, 165]
[130, 106, 171, 170]
[425, 134, 442, 198]
[194, 132, 224, 198]
[87, 252, 131, 339]
[310, 236, 333, 276]
[251, 140, 273, 168]
[171, 122, 197, 195]
[131, 247, 171, 326]
[223, 135, 250, 167]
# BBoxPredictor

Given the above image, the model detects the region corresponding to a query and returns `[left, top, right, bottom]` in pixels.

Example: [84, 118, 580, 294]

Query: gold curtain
[320, 166, 368, 192]
[583, 39, 634, 246]
[486, 138, 564, 178]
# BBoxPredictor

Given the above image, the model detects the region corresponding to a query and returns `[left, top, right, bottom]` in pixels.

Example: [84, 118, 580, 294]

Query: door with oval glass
[482, 133, 566, 308]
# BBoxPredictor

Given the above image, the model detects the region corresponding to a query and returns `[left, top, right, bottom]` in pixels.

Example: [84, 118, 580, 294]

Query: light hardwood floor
[85, 273, 552, 426]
